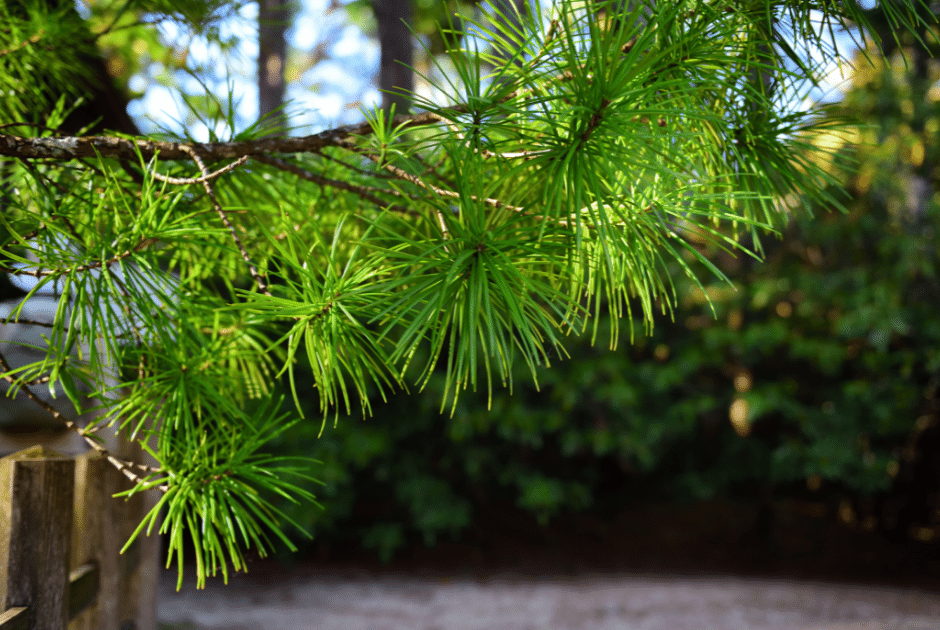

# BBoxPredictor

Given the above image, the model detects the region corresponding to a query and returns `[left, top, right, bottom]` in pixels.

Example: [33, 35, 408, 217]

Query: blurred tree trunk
[258, 0, 291, 132]
[60, 53, 140, 136]
[5, 0, 139, 135]
[875, 6, 938, 221]
[1, 0, 138, 303]
[373, 0, 414, 114]
[491, 0, 529, 64]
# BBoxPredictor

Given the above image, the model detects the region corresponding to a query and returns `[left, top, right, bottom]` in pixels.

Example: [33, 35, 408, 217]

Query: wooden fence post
[0, 446, 158, 630]
[114, 441, 159, 630]
[70, 453, 121, 630]
[70, 451, 159, 630]
[0, 446, 75, 630]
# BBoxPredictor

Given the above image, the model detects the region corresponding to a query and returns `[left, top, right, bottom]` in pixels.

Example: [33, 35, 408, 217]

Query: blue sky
[128, 0, 383, 138]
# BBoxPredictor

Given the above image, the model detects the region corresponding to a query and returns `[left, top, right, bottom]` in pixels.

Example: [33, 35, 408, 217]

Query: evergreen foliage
[0, 0, 933, 587]
[282, 35, 940, 561]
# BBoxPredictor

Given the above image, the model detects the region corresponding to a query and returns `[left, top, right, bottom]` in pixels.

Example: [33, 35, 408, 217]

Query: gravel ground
[159, 568, 940, 630]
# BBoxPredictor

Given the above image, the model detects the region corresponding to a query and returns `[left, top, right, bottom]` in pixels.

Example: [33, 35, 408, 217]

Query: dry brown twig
[177, 145, 269, 295]
[254, 154, 416, 215]
[0, 346, 164, 488]
[150, 155, 250, 185]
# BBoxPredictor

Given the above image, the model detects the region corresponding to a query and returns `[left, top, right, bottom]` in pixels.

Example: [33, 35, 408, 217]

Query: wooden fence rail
[0, 446, 158, 630]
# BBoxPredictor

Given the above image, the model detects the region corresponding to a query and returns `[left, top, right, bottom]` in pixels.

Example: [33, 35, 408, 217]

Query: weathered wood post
[0, 446, 75, 630]
[70, 450, 159, 630]
[70, 453, 123, 630]
[0, 446, 158, 630]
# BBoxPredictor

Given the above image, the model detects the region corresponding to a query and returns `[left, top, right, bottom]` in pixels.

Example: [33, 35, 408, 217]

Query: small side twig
[0, 317, 148, 343]
[0, 236, 159, 278]
[0, 30, 44, 59]
[150, 155, 249, 185]
[312, 148, 396, 180]
[178, 146, 269, 295]
[254, 155, 416, 215]
[336, 139, 526, 214]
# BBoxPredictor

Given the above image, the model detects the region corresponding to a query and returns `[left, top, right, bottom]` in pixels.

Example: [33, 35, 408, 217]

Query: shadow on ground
[159, 499, 940, 630]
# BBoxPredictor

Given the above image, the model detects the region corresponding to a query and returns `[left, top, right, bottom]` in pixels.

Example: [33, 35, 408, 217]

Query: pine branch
[0, 111, 452, 161]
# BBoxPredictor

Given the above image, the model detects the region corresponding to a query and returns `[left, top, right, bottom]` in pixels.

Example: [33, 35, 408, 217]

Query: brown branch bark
[0, 111, 450, 161]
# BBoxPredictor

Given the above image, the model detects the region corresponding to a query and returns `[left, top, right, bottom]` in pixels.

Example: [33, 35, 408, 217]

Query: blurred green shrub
[264, 39, 940, 561]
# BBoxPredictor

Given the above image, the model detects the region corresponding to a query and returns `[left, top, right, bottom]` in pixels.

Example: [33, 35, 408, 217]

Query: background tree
[373, 0, 414, 113]
[258, 0, 292, 130]
[0, 0, 933, 588]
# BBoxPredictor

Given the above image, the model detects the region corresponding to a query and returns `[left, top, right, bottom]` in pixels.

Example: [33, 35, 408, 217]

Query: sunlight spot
[729, 398, 750, 437]
[733, 370, 752, 393]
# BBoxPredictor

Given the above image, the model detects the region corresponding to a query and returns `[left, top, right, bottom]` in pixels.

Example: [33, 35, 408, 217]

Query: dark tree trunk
[491, 0, 529, 66]
[1, 0, 139, 295]
[258, 0, 291, 133]
[5, 0, 140, 135]
[373, 0, 414, 114]
[60, 53, 140, 136]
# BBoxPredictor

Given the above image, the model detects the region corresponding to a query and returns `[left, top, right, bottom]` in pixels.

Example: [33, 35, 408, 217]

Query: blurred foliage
[265, 27, 940, 562]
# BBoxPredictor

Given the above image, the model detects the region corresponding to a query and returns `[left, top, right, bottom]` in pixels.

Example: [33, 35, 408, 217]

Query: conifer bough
[0, 111, 448, 160]
[0, 0, 933, 588]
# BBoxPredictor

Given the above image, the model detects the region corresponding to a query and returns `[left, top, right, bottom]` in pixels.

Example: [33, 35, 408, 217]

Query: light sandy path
[159, 568, 940, 630]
